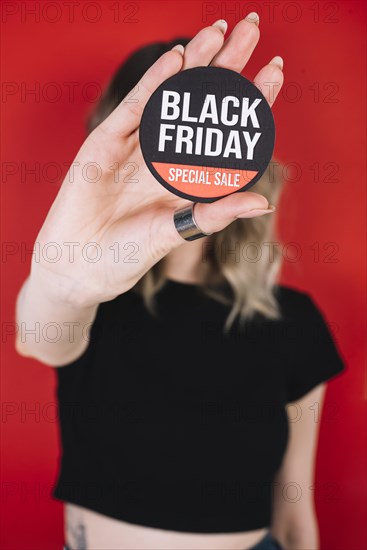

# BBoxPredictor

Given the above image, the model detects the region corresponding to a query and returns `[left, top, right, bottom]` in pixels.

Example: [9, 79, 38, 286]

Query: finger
[181, 20, 227, 70]
[194, 192, 274, 233]
[210, 13, 260, 73]
[156, 192, 274, 252]
[253, 57, 284, 107]
[99, 46, 184, 137]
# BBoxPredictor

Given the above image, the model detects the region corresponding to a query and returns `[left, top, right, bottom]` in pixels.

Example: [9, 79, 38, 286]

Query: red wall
[1, 1, 366, 549]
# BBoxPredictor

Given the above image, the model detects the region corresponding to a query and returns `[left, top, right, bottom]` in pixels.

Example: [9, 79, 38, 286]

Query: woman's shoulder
[273, 284, 324, 321]
[274, 283, 313, 302]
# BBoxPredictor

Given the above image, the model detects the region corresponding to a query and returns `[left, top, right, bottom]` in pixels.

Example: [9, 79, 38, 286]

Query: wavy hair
[88, 39, 285, 330]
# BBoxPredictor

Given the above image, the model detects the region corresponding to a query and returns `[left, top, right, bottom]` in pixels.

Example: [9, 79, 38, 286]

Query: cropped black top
[52, 281, 346, 533]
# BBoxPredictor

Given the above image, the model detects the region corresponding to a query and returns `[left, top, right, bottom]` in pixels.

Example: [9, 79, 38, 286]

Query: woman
[16, 13, 345, 550]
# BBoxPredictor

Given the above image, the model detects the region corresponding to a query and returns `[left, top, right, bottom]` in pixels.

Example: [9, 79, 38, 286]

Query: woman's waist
[64, 502, 271, 550]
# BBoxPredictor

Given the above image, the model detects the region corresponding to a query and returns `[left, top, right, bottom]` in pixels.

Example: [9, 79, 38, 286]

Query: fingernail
[171, 44, 185, 55]
[212, 19, 228, 34]
[269, 56, 283, 70]
[245, 12, 260, 26]
[236, 205, 276, 218]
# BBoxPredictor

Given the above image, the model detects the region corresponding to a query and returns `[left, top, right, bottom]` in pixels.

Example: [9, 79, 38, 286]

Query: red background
[1, 1, 366, 549]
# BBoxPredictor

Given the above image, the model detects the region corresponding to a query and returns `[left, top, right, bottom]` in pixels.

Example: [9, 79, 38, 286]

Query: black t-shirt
[52, 281, 346, 533]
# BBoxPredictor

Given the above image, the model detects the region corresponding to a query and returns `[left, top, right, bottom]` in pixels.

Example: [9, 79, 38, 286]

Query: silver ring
[173, 203, 212, 241]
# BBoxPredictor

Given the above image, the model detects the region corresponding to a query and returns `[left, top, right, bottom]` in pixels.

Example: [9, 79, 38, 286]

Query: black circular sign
[139, 66, 275, 203]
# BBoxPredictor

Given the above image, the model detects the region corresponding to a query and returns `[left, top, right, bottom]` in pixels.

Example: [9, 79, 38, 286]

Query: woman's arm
[15, 271, 98, 367]
[270, 383, 327, 550]
[15, 18, 284, 368]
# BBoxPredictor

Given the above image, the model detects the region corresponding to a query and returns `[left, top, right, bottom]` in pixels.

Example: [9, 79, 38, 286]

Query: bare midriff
[65, 502, 268, 550]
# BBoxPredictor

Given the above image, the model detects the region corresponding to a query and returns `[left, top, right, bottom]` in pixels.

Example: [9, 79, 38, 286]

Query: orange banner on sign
[152, 162, 258, 199]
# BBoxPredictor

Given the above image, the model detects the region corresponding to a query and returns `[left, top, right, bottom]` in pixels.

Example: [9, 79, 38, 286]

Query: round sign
[139, 66, 275, 203]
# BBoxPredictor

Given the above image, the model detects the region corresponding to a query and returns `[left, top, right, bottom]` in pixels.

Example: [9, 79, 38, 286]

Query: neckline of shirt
[165, 277, 203, 288]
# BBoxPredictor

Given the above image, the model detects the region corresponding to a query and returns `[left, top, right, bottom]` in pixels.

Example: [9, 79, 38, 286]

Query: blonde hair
[88, 42, 285, 331]
[136, 162, 284, 331]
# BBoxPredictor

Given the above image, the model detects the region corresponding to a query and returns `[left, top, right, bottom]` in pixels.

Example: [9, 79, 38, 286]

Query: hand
[32, 13, 284, 308]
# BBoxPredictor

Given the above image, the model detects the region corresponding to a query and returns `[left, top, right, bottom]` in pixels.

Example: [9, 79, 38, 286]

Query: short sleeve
[285, 293, 346, 403]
